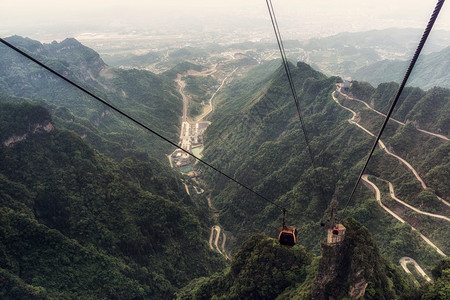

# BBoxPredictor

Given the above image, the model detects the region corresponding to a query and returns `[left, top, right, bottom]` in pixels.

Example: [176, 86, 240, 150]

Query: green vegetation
[0, 36, 182, 159]
[183, 74, 218, 118]
[103, 51, 161, 68]
[179, 219, 417, 299]
[169, 47, 208, 61]
[198, 58, 447, 272]
[104, 44, 224, 70]
[349, 81, 450, 136]
[177, 234, 312, 299]
[406, 263, 428, 286]
[297, 28, 449, 80]
[310, 218, 412, 299]
[0, 102, 225, 298]
[163, 61, 203, 80]
[352, 46, 450, 90]
[347, 81, 375, 102]
[402, 258, 450, 300]
[184, 75, 217, 104]
[199, 62, 359, 247]
[0, 102, 52, 141]
[1, 35, 449, 298]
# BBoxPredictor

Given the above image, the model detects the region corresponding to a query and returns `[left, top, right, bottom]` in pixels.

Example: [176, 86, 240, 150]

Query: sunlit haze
[2, 0, 450, 43]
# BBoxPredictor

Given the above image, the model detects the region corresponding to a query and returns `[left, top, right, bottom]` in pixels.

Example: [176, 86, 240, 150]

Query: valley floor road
[170, 63, 237, 261]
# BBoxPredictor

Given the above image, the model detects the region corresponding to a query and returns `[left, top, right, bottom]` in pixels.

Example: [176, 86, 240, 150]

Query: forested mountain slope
[200, 60, 448, 269]
[0, 36, 182, 159]
[178, 218, 415, 299]
[0, 102, 225, 298]
[351, 46, 450, 90]
[348, 81, 450, 194]
[1, 34, 448, 298]
[297, 28, 450, 79]
[178, 233, 312, 299]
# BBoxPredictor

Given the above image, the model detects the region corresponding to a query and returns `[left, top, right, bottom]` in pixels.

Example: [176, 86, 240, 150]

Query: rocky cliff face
[2, 35, 109, 90]
[178, 219, 413, 299]
[312, 240, 348, 299]
[3, 121, 54, 147]
[48, 38, 108, 80]
[311, 218, 409, 300]
[0, 102, 54, 148]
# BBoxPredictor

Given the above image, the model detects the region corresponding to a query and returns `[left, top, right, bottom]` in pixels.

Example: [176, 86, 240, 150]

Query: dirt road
[209, 225, 230, 260]
[172, 65, 234, 261]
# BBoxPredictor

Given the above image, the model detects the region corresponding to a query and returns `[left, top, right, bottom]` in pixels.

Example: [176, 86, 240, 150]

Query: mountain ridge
[0, 35, 448, 298]
[178, 218, 413, 299]
[199, 58, 448, 269]
[351, 46, 450, 90]
[0, 35, 183, 159]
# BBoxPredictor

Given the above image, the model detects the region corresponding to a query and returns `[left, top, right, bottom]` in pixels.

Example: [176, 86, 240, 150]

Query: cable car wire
[0, 37, 285, 211]
[265, 0, 316, 169]
[342, 0, 446, 211]
[266, 0, 331, 223]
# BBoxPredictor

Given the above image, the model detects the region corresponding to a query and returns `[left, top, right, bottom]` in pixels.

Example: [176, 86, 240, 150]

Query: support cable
[343, 0, 446, 211]
[0, 37, 284, 211]
[266, 0, 331, 222]
[265, 0, 316, 169]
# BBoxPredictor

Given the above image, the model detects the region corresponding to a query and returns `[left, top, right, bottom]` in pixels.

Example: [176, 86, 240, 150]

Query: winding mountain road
[362, 175, 446, 257]
[388, 182, 450, 222]
[193, 186, 204, 194]
[332, 89, 450, 207]
[209, 225, 223, 255]
[336, 85, 449, 142]
[209, 225, 230, 260]
[332, 86, 448, 258]
[206, 197, 230, 259]
[221, 232, 231, 260]
[399, 257, 431, 282]
[175, 64, 219, 123]
[183, 183, 190, 195]
[173, 65, 234, 261]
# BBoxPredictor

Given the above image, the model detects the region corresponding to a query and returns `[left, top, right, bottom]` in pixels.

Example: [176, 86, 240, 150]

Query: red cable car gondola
[278, 209, 297, 247]
[279, 226, 297, 247]
[332, 227, 339, 235]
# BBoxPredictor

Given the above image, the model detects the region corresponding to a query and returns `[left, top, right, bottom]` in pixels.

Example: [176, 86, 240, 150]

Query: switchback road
[332, 89, 450, 207]
[399, 257, 431, 282]
[362, 175, 446, 257]
[336, 85, 449, 142]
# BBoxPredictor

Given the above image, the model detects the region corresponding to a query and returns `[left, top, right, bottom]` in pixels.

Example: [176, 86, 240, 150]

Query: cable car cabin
[278, 226, 297, 247]
[332, 227, 339, 235]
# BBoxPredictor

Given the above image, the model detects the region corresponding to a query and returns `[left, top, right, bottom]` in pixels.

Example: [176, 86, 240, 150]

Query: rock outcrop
[3, 121, 54, 147]
[311, 218, 408, 299]
[0, 102, 54, 148]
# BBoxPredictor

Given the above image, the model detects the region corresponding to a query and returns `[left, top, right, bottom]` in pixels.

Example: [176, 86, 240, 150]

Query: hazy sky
[2, 0, 449, 41]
